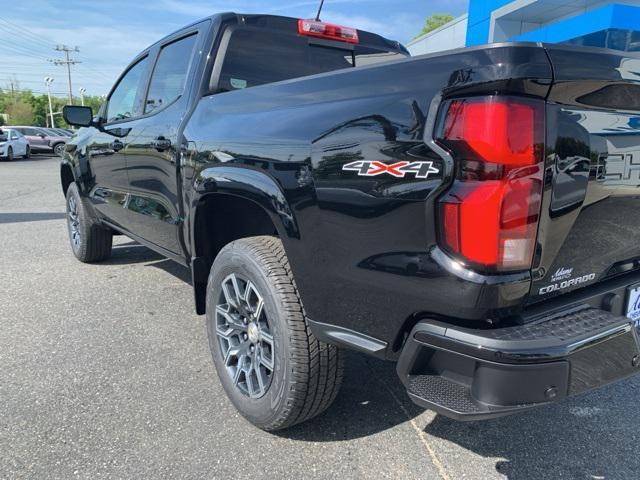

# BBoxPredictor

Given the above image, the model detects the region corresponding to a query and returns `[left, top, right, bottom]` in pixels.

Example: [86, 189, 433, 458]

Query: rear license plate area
[627, 284, 640, 326]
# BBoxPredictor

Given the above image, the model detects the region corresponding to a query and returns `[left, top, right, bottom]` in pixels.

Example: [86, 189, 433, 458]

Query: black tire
[65, 182, 113, 262]
[54, 143, 65, 157]
[206, 236, 343, 431]
[23, 146, 30, 159]
[6, 147, 13, 162]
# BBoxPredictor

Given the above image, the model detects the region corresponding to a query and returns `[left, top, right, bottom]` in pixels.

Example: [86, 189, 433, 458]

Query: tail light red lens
[436, 96, 545, 272]
[298, 19, 359, 44]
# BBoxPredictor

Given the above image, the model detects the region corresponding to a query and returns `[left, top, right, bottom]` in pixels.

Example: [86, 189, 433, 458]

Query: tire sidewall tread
[65, 183, 113, 263]
[206, 235, 343, 431]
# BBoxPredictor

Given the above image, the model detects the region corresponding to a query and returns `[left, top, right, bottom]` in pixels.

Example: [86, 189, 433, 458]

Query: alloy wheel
[215, 273, 274, 398]
[67, 195, 81, 249]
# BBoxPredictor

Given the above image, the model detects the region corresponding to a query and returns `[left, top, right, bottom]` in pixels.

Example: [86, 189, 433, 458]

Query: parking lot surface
[2, 155, 640, 480]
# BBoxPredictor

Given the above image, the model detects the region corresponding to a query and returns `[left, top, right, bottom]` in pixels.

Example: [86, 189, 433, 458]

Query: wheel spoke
[254, 364, 267, 395]
[232, 364, 243, 386]
[253, 297, 264, 321]
[221, 281, 238, 309]
[259, 330, 274, 348]
[230, 274, 244, 305]
[258, 346, 274, 370]
[245, 367, 257, 396]
[216, 305, 246, 332]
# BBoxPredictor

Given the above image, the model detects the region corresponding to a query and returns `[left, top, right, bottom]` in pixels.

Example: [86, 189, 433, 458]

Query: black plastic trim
[307, 318, 387, 357]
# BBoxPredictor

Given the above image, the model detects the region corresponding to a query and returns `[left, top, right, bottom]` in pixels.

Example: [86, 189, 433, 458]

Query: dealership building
[407, 0, 640, 55]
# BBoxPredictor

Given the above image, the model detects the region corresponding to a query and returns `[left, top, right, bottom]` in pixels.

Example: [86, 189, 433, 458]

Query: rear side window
[215, 28, 408, 92]
[145, 34, 198, 113]
[107, 56, 149, 123]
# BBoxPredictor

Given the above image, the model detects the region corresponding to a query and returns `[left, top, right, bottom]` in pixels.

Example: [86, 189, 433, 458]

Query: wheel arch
[60, 161, 76, 196]
[190, 166, 300, 314]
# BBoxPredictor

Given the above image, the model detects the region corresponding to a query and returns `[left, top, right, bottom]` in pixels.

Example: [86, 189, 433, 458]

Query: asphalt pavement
[1, 155, 640, 480]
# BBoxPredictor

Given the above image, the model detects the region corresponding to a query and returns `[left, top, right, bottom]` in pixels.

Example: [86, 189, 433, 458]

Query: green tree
[414, 13, 454, 39]
[0, 88, 105, 127]
[6, 99, 34, 125]
[31, 95, 49, 127]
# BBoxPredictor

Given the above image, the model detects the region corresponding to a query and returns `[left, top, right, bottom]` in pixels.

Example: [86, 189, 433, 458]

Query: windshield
[0, 129, 7, 141]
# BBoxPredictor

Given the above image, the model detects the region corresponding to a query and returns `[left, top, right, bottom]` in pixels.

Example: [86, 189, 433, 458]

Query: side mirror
[63, 105, 94, 128]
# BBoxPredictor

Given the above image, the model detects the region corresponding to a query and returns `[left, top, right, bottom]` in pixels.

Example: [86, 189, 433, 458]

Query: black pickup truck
[61, 13, 640, 430]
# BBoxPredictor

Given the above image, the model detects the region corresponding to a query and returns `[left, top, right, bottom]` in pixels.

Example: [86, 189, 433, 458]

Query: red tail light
[436, 96, 545, 272]
[298, 19, 359, 44]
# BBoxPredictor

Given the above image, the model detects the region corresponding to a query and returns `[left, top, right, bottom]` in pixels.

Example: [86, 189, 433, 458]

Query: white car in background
[0, 128, 30, 161]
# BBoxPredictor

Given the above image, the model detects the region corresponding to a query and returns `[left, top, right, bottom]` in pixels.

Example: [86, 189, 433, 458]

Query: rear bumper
[397, 308, 640, 420]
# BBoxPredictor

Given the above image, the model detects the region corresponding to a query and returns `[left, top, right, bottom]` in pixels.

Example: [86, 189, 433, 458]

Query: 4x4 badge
[342, 160, 439, 179]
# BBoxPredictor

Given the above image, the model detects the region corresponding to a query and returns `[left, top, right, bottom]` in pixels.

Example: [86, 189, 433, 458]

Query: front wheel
[6, 147, 13, 162]
[206, 236, 343, 431]
[65, 183, 113, 262]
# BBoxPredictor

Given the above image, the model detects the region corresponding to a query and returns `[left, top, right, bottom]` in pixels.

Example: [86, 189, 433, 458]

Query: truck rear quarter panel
[182, 44, 553, 352]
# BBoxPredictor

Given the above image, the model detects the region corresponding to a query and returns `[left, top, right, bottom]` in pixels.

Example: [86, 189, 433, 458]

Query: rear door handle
[151, 136, 171, 152]
[110, 140, 124, 152]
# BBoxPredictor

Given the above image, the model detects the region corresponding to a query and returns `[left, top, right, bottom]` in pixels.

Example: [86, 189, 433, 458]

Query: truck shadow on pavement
[0, 212, 67, 224]
[423, 377, 640, 479]
[278, 351, 640, 479]
[277, 351, 424, 441]
[107, 241, 192, 283]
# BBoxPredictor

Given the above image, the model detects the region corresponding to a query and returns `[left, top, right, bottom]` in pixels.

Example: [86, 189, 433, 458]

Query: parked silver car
[0, 128, 31, 161]
[10, 126, 68, 156]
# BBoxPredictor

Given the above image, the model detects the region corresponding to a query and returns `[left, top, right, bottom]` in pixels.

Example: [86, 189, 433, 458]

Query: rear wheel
[65, 183, 113, 262]
[206, 236, 343, 431]
[23, 146, 30, 159]
[54, 143, 65, 157]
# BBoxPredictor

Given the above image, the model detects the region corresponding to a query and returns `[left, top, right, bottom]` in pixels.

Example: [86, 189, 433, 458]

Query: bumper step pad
[397, 308, 640, 420]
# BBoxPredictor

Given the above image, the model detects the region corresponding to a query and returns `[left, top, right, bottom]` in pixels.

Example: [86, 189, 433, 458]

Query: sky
[0, 0, 468, 97]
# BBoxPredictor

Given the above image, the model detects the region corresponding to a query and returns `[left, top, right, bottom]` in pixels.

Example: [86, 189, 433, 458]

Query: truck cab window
[215, 28, 407, 93]
[106, 56, 149, 123]
[216, 29, 355, 92]
[145, 33, 198, 114]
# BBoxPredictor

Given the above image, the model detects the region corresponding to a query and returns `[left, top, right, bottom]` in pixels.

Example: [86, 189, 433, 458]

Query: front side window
[10, 131, 18, 140]
[107, 56, 149, 123]
[145, 34, 197, 114]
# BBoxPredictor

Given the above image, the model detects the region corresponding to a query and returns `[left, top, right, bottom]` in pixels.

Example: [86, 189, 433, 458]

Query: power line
[0, 17, 118, 97]
[0, 17, 57, 50]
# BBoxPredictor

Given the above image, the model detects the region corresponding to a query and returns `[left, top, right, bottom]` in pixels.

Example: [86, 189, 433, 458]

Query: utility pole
[44, 77, 55, 128]
[51, 45, 80, 105]
[9, 80, 16, 106]
[79, 87, 86, 106]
